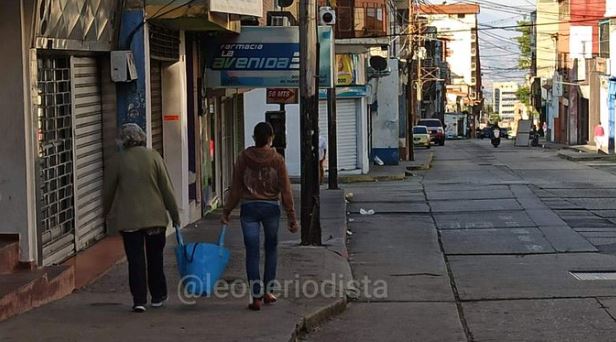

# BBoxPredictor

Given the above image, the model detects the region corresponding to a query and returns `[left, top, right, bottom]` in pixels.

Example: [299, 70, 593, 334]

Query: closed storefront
[37, 56, 106, 265]
[150, 60, 164, 156]
[70, 57, 105, 251]
[319, 99, 359, 171]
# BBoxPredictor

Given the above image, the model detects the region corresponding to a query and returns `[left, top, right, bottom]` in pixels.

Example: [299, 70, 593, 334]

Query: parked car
[412, 126, 431, 148]
[417, 118, 445, 146]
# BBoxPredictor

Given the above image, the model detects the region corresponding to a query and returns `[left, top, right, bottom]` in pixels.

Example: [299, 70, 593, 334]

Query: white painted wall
[243, 89, 302, 176]
[425, 14, 475, 85]
[610, 22, 616, 78]
[0, 1, 37, 262]
[161, 31, 191, 227]
[607, 2, 616, 18]
[357, 96, 369, 174]
[569, 26, 593, 61]
[536, 0, 559, 80]
[244, 88, 370, 176]
[373, 59, 400, 149]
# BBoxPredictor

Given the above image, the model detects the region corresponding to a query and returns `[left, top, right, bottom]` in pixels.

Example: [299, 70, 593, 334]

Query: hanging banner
[206, 26, 334, 88]
[336, 54, 355, 86]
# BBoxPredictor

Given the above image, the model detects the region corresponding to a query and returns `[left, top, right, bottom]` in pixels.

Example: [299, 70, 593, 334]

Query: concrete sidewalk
[0, 190, 352, 342]
[339, 149, 434, 183]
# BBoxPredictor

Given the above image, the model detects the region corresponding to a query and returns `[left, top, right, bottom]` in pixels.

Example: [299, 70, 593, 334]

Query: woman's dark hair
[253, 122, 274, 147]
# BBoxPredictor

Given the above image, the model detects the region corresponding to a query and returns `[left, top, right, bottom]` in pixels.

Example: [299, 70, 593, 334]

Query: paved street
[306, 139, 616, 342]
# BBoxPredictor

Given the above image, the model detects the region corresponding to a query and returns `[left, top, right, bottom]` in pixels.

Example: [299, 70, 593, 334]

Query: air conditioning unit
[270, 15, 290, 26]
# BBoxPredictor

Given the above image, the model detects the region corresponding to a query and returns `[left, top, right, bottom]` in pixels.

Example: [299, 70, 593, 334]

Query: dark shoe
[248, 298, 262, 311]
[264, 293, 278, 304]
[133, 305, 146, 313]
[151, 296, 168, 308]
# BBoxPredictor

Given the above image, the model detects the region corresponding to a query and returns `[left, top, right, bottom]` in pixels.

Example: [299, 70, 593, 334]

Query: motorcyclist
[491, 122, 501, 147]
[491, 123, 501, 138]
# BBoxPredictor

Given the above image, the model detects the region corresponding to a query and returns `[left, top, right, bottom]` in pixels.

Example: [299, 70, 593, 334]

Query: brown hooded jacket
[223, 147, 296, 223]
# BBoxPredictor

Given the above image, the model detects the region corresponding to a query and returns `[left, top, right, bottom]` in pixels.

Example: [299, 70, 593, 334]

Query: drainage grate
[570, 271, 616, 280]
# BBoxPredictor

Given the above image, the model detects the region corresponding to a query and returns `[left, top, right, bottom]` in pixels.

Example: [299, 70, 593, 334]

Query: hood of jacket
[242, 146, 279, 166]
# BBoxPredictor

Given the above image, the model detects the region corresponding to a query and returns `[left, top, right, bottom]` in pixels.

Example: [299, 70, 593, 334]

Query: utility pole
[406, 2, 414, 161]
[299, 0, 321, 245]
[416, 46, 423, 134]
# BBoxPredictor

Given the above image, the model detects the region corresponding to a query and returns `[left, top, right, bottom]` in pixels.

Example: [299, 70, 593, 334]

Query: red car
[417, 118, 445, 146]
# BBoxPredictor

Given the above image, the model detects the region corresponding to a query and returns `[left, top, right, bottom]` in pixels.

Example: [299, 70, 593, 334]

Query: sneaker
[248, 298, 262, 311]
[151, 296, 168, 308]
[133, 305, 146, 313]
[264, 293, 277, 304]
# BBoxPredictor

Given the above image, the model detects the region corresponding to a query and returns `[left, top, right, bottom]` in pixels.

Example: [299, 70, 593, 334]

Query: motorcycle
[530, 131, 540, 147]
[491, 128, 501, 148]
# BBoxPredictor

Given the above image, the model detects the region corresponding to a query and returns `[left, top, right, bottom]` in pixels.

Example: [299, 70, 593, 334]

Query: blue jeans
[240, 202, 281, 298]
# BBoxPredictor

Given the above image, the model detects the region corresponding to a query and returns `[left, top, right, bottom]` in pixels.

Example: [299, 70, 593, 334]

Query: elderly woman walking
[222, 122, 298, 311]
[104, 123, 180, 313]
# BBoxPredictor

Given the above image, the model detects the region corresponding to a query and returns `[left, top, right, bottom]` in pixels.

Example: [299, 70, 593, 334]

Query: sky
[469, 0, 536, 94]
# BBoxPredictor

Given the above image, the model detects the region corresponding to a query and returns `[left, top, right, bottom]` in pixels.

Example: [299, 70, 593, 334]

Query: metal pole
[299, 0, 321, 245]
[327, 87, 338, 189]
[327, 17, 338, 190]
[407, 0, 418, 161]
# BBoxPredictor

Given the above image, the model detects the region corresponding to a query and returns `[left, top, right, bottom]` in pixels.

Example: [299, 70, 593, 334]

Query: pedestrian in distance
[319, 135, 327, 184]
[530, 125, 539, 147]
[222, 122, 299, 311]
[594, 122, 606, 153]
[103, 123, 180, 313]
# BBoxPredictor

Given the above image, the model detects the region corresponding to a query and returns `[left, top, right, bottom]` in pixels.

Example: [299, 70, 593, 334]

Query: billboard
[206, 26, 334, 88]
[209, 0, 263, 17]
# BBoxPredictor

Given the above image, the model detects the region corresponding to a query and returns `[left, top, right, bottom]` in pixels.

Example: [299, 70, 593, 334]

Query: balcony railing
[325, 1, 388, 39]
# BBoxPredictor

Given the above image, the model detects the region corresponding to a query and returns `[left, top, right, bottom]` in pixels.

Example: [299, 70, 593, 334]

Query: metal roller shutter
[318, 99, 358, 171]
[150, 60, 164, 156]
[37, 56, 76, 266]
[70, 57, 105, 251]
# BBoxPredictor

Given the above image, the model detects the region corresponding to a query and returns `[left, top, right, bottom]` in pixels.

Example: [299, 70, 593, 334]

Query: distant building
[493, 82, 519, 122]
[418, 4, 482, 117]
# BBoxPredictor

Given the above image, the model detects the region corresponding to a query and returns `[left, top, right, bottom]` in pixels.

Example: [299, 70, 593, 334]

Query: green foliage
[515, 20, 532, 70]
[489, 113, 500, 124]
[516, 85, 531, 107]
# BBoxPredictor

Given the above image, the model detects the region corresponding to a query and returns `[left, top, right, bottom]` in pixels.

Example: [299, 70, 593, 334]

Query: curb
[289, 189, 352, 341]
[557, 151, 616, 162]
[289, 297, 348, 342]
[406, 152, 434, 172]
[339, 174, 406, 183]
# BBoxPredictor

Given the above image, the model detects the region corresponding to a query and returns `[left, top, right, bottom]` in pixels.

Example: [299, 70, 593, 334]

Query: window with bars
[149, 24, 180, 61]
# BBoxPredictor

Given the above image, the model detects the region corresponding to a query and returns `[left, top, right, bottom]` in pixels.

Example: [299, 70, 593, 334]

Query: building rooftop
[418, 4, 480, 15]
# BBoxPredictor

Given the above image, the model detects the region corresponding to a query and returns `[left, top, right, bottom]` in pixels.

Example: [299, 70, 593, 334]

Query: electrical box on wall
[111, 51, 138, 82]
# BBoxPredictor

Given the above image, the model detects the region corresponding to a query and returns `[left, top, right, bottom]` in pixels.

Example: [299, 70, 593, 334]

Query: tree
[515, 19, 532, 70]
[516, 85, 531, 107]
[489, 113, 500, 124]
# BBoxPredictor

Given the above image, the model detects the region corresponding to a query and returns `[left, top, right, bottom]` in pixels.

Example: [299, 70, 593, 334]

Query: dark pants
[240, 202, 281, 298]
[121, 229, 167, 306]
